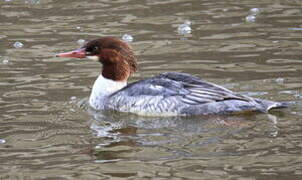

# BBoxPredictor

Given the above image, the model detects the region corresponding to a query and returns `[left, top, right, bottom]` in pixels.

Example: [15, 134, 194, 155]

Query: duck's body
[56, 37, 287, 116]
[89, 72, 286, 116]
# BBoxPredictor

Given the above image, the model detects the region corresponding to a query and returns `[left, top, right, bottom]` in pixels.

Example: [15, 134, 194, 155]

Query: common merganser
[56, 37, 287, 116]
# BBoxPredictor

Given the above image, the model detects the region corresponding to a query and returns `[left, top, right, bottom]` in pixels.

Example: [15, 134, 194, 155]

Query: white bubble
[122, 34, 134, 42]
[250, 8, 260, 14]
[0, 139, 6, 144]
[76, 26, 81, 30]
[2, 59, 9, 64]
[245, 15, 256, 22]
[275, 77, 285, 84]
[70, 96, 77, 101]
[77, 39, 85, 46]
[178, 24, 192, 35]
[13, 42, 24, 48]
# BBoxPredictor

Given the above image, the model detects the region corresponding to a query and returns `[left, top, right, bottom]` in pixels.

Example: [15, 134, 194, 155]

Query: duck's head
[56, 37, 137, 81]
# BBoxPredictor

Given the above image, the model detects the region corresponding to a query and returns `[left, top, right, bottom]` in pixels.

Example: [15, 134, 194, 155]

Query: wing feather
[111, 72, 252, 106]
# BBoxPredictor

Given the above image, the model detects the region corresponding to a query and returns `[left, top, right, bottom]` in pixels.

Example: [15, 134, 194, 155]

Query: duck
[56, 37, 288, 116]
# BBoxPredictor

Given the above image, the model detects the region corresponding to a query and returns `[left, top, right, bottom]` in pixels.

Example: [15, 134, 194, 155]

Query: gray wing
[112, 72, 252, 104]
[159, 72, 253, 104]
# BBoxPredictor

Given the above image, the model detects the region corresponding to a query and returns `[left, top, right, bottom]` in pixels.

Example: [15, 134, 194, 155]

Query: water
[0, 0, 302, 179]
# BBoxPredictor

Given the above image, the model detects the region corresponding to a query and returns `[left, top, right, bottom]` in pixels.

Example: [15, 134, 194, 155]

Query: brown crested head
[84, 37, 137, 72]
[56, 37, 138, 81]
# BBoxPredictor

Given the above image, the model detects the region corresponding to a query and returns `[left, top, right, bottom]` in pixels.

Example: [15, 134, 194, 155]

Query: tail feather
[255, 99, 290, 112]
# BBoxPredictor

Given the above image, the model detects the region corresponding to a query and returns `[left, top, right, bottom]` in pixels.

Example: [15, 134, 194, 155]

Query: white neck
[89, 75, 127, 110]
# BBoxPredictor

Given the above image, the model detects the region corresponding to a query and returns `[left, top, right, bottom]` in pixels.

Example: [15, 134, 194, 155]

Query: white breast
[89, 75, 127, 110]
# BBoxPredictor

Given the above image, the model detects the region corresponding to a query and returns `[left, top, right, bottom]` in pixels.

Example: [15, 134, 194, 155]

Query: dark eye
[85, 46, 99, 55]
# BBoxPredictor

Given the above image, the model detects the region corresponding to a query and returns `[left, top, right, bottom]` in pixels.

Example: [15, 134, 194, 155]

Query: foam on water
[13, 42, 23, 48]
[177, 23, 192, 35]
[122, 34, 134, 42]
[245, 15, 256, 22]
[77, 39, 86, 46]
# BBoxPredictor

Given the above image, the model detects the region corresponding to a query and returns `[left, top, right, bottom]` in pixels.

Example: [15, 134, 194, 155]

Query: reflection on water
[88, 109, 276, 161]
[0, 0, 302, 179]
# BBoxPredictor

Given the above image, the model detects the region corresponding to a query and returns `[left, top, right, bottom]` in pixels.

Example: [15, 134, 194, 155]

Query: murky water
[1, 0, 302, 179]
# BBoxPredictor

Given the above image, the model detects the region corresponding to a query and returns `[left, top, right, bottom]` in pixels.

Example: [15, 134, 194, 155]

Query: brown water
[1, 0, 302, 179]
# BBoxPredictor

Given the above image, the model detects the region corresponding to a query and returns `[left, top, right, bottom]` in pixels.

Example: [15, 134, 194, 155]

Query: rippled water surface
[1, 0, 302, 179]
